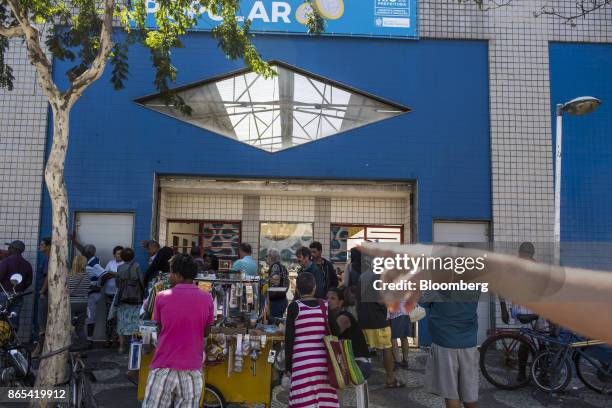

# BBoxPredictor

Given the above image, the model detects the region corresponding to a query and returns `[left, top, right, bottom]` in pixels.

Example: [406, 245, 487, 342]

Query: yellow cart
[138, 336, 283, 407]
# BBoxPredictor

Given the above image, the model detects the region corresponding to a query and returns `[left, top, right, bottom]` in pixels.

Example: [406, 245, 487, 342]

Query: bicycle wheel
[80, 374, 98, 408]
[479, 332, 536, 390]
[575, 352, 612, 394]
[69, 372, 78, 407]
[531, 351, 572, 393]
[201, 384, 226, 408]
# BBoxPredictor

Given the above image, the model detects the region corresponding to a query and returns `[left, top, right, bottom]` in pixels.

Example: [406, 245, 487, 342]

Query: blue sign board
[144, 0, 418, 39]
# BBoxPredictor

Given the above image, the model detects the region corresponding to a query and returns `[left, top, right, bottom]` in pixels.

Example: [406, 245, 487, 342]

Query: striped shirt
[287, 299, 339, 408]
[69, 272, 90, 303]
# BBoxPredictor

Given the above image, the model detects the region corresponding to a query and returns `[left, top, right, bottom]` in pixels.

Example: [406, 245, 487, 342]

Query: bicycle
[67, 344, 98, 408]
[40, 313, 99, 408]
[531, 333, 612, 395]
[479, 313, 555, 390]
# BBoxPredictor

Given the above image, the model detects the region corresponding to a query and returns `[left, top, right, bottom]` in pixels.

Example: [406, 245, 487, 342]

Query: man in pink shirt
[143, 253, 215, 408]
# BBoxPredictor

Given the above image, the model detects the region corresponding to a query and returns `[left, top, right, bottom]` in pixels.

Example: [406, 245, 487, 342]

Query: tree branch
[64, 0, 116, 107]
[0, 25, 23, 38]
[5, 0, 60, 102]
[535, 0, 612, 26]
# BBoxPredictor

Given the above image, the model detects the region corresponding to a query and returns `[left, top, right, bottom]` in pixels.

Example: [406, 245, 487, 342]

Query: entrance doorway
[156, 177, 413, 272]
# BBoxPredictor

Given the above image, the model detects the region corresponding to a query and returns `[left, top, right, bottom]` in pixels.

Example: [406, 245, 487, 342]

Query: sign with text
[144, 0, 418, 39]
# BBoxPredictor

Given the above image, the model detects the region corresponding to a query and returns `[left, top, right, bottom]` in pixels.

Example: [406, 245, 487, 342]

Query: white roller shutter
[433, 221, 491, 344]
[74, 212, 134, 266]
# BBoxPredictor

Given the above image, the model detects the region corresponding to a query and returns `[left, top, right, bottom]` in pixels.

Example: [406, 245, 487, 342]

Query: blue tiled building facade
[34, 34, 612, 344]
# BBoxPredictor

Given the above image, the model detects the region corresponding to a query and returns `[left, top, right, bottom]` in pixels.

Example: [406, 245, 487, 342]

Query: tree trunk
[34, 104, 72, 400]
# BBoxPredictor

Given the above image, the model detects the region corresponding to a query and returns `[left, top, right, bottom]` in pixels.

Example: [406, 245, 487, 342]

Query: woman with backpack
[116, 247, 144, 353]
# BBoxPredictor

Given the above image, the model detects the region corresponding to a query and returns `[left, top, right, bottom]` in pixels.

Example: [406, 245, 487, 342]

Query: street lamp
[554, 96, 602, 265]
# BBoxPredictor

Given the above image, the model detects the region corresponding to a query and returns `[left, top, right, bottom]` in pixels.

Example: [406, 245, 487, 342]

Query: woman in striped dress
[285, 272, 339, 408]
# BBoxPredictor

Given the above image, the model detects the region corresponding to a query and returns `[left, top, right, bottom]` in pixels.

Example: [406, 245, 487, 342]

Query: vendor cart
[137, 275, 285, 407]
[137, 334, 283, 407]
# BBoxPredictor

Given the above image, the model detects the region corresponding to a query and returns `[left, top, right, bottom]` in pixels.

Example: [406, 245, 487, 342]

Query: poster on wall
[144, 0, 418, 39]
[259, 222, 314, 274]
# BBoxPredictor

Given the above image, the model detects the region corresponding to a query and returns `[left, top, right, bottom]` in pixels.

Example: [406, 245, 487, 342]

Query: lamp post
[554, 96, 601, 265]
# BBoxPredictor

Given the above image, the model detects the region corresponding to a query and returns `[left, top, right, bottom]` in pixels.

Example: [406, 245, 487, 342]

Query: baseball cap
[5, 240, 25, 253]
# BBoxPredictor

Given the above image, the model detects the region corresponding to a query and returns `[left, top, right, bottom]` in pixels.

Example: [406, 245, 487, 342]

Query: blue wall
[41, 34, 491, 266]
[550, 43, 612, 270]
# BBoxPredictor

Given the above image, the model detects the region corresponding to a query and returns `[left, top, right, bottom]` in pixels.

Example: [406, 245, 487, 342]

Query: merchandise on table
[137, 273, 285, 407]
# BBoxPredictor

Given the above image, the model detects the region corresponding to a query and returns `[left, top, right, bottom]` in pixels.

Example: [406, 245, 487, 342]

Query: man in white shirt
[84, 246, 105, 344]
[102, 246, 124, 346]
[103, 246, 124, 297]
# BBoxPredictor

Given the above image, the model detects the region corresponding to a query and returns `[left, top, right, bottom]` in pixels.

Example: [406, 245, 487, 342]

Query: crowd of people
[0, 237, 465, 408]
[7, 236, 611, 408]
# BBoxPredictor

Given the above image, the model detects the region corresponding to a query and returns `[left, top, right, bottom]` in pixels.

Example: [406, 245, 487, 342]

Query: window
[259, 222, 314, 274]
[330, 224, 403, 266]
[136, 61, 410, 153]
[166, 220, 241, 267]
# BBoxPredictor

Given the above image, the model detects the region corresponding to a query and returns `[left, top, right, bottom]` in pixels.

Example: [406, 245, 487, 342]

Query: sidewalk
[82, 348, 610, 408]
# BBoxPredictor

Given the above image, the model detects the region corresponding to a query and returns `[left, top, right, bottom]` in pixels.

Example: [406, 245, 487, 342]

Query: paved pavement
[82, 347, 611, 408]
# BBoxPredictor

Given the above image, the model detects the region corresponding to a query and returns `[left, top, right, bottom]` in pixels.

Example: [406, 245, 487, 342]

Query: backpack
[119, 263, 144, 305]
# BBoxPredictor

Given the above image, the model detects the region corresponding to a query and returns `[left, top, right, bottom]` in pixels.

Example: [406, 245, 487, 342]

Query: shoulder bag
[119, 263, 144, 305]
[319, 300, 351, 389]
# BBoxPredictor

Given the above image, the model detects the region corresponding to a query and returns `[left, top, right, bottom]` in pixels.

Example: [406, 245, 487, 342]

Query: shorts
[390, 315, 412, 339]
[363, 327, 392, 349]
[424, 344, 479, 403]
[143, 368, 203, 408]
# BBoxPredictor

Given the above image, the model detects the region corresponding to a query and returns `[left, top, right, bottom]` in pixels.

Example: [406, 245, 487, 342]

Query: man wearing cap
[0, 240, 33, 331]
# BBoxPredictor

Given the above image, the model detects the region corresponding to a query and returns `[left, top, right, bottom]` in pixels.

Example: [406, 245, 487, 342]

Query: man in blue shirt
[296, 247, 326, 299]
[423, 290, 480, 408]
[231, 243, 258, 277]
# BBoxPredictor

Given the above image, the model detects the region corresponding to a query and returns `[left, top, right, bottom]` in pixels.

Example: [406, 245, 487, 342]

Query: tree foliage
[0, 0, 322, 114]
[0, 0, 322, 390]
[459, 0, 611, 24]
